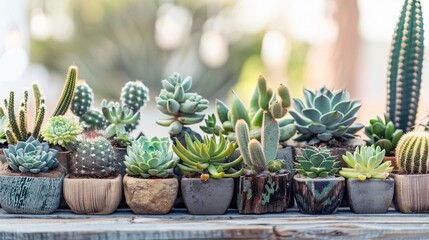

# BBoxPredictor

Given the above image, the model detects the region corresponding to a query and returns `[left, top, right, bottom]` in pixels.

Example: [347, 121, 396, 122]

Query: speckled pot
[347, 178, 394, 214]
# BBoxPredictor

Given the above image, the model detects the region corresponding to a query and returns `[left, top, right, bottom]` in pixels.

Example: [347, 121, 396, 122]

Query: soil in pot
[347, 178, 394, 214]
[181, 177, 234, 215]
[294, 174, 345, 215]
[393, 174, 429, 213]
[123, 175, 178, 214]
[63, 174, 122, 215]
[0, 165, 65, 214]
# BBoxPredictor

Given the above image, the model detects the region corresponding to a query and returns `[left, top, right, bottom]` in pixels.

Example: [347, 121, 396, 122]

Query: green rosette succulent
[124, 136, 177, 178]
[340, 145, 392, 181]
[364, 115, 403, 154]
[4, 136, 59, 173]
[41, 116, 82, 148]
[101, 100, 140, 138]
[295, 146, 339, 178]
[290, 87, 364, 145]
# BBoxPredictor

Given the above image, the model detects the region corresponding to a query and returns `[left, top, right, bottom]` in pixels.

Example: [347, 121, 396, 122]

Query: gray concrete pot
[347, 178, 394, 214]
[181, 177, 234, 215]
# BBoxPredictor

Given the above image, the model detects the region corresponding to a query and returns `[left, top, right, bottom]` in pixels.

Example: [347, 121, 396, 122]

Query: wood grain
[393, 174, 429, 213]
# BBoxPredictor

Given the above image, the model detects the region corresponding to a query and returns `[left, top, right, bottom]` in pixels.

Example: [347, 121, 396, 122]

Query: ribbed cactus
[2, 85, 46, 145]
[52, 65, 77, 116]
[70, 130, 117, 178]
[205, 75, 295, 142]
[386, 0, 424, 132]
[120, 80, 149, 112]
[395, 131, 429, 174]
[71, 80, 93, 117]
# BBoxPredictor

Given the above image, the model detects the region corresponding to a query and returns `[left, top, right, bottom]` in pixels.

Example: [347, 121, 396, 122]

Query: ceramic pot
[393, 174, 429, 213]
[347, 178, 394, 214]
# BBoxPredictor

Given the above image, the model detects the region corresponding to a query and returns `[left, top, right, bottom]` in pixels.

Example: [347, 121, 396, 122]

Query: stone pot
[347, 178, 394, 214]
[63, 174, 122, 215]
[393, 174, 429, 213]
[123, 175, 178, 214]
[294, 174, 345, 215]
[0, 167, 65, 214]
[237, 173, 289, 214]
[181, 177, 234, 215]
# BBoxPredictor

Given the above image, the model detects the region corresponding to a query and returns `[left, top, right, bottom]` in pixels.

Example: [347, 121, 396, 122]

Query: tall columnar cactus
[52, 65, 77, 116]
[156, 72, 209, 136]
[395, 131, 429, 174]
[70, 130, 117, 178]
[205, 75, 295, 142]
[386, 0, 424, 132]
[2, 85, 46, 145]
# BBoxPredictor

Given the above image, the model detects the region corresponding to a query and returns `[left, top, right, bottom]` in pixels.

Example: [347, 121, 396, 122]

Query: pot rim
[294, 173, 344, 181]
[391, 173, 429, 178]
[64, 174, 122, 181]
[181, 177, 234, 182]
[346, 177, 394, 182]
[0, 167, 65, 180]
[124, 174, 177, 181]
[240, 172, 289, 178]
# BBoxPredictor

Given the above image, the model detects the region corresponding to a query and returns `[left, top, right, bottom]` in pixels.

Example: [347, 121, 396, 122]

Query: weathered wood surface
[1, 208, 429, 239]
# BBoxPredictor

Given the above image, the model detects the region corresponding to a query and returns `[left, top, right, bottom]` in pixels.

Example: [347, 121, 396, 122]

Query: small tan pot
[123, 175, 178, 214]
[63, 174, 122, 215]
[393, 174, 429, 213]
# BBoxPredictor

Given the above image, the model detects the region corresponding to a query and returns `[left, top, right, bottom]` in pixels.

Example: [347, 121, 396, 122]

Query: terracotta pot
[0, 167, 65, 214]
[347, 178, 394, 214]
[237, 173, 289, 214]
[63, 174, 122, 215]
[181, 178, 234, 215]
[393, 174, 429, 213]
[294, 174, 345, 215]
[123, 175, 178, 214]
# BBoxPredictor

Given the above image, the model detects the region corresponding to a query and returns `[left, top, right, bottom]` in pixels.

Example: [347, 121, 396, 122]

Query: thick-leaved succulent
[295, 146, 339, 178]
[101, 100, 140, 138]
[41, 116, 82, 148]
[364, 115, 403, 154]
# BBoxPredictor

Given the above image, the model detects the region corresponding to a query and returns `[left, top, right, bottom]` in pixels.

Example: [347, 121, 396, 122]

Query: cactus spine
[52, 65, 77, 116]
[386, 0, 424, 132]
[395, 131, 429, 174]
[120, 80, 149, 112]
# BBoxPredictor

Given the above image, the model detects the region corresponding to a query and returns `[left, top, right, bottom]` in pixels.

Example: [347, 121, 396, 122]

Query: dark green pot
[294, 174, 345, 215]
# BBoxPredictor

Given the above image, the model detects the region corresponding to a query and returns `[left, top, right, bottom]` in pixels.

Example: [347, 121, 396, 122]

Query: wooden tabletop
[0, 208, 428, 239]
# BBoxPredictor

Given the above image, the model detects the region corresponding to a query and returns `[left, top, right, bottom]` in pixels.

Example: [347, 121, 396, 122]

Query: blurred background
[0, 0, 429, 137]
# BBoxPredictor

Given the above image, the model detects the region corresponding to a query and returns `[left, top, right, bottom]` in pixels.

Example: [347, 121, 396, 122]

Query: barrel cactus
[289, 87, 364, 145]
[364, 115, 403, 154]
[295, 146, 339, 178]
[395, 131, 429, 174]
[340, 146, 393, 181]
[4, 136, 59, 173]
[124, 136, 177, 178]
[70, 130, 117, 178]
[41, 116, 82, 148]
[156, 72, 209, 136]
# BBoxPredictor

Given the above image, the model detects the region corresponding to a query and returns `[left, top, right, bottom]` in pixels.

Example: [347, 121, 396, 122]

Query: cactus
[79, 109, 107, 129]
[4, 136, 59, 174]
[124, 136, 177, 178]
[395, 131, 429, 174]
[0, 115, 8, 144]
[236, 111, 285, 175]
[71, 80, 93, 117]
[204, 75, 295, 142]
[120, 80, 149, 112]
[41, 116, 82, 148]
[364, 114, 403, 154]
[295, 146, 339, 178]
[386, 0, 424, 132]
[340, 146, 393, 181]
[101, 100, 140, 138]
[52, 65, 77, 116]
[172, 133, 243, 180]
[289, 87, 363, 145]
[70, 130, 117, 178]
[156, 72, 209, 136]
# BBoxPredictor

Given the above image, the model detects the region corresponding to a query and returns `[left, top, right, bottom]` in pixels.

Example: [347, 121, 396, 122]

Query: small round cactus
[120, 80, 149, 112]
[41, 116, 82, 148]
[71, 81, 93, 117]
[79, 109, 107, 129]
[395, 131, 429, 174]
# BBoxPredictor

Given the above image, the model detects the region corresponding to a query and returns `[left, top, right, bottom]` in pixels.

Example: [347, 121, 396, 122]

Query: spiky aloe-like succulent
[295, 146, 339, 178]
[156, 72, 209, 135]
[41, 116, 82, 148]
[395, 131, 429, 174]
[205, 75, 295, 142]
[70, 130, 117, 178]
[4, 136, 59, 173]
[120, 80, 150, 112]
[101, 100, 140, 138]
[172, 133, 243, 180]
[124, 136, 177, 178]
[340, 146, 392, 181]
[289, 87, 363, 145]
[364, 115, 403, 154]
[386, 0, 424, 132]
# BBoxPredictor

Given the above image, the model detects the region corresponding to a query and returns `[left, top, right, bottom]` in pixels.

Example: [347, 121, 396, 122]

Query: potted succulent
[364, 115, 403, 166]
[63, 130, 121, 215]
[340, 146, 394, 214]
[123, 136, 178, 214]
[393, 131, 429, 213]
[41, 116, 82, 173]
[172, 133, 243, 215]
[0, 136, 63, 214]
[294, 146, 344, 215]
